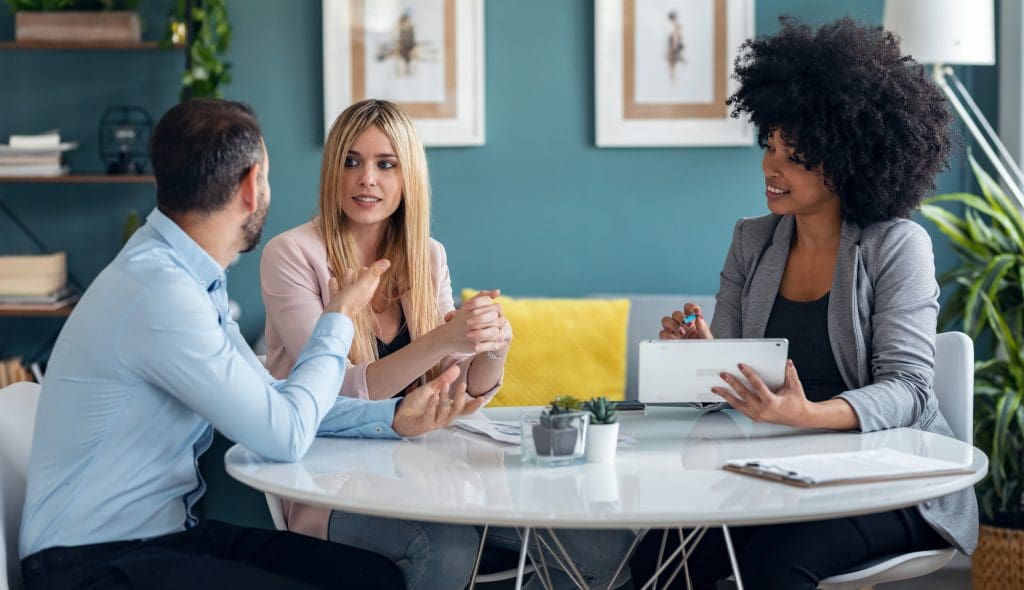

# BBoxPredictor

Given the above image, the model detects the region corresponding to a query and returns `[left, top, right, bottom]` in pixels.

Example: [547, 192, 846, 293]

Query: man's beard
[241, 190, 269, 253]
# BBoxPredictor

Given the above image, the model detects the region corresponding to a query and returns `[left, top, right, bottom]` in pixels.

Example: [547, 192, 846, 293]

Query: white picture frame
[323, 0, 485, 147]
[595, 0, 755, 147]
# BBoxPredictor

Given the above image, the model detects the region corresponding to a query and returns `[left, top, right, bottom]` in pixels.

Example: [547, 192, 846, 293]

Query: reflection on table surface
[225, 406, 987, 529]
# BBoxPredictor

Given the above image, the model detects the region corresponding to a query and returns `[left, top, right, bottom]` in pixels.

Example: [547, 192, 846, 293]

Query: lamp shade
[883, 0, 995, 65]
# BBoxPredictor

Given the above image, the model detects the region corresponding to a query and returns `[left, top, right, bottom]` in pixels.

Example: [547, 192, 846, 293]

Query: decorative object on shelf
[0, 251, 78, 314]
[323, 0, 485, 146]
[161, 0, 232, 99]
[99, 106, 152, 174]
[121, 208, 141, 244]
[0, 130, 75, 177]
[920, 155, 1024, 589]
[0, 251, 66, 296]
[521, 395, 589, 466]
[583, 396, 619, 463]
[0, 357, 34, 387]
[5, 0, 142, 43]
[594, 0, 755, 147]
[884, 0, 1024, 211]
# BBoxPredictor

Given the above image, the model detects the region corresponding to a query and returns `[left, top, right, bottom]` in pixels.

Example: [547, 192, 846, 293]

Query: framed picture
[595, 0, 755, 147]
[323, 0, 485, 146]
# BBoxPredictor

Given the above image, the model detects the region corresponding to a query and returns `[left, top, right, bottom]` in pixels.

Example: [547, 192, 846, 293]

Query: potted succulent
[5, 0, 142, 43]
[584, 396, 619, 463]
[531, 395, 588, 460]
[919, 156, 1024, 590]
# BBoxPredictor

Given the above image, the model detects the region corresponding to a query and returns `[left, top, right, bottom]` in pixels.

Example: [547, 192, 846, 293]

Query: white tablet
[638, 339, 789, 404]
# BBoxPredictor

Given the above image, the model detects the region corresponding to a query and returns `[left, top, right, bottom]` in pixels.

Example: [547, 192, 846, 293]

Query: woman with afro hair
[630, 17, 977, 589]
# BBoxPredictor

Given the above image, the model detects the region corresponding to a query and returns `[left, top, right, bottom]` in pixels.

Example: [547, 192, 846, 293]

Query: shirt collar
[145, 208, 226, 291]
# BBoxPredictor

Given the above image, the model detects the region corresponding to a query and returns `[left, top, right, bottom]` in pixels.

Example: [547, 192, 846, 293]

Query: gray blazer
[710, 213, 978, 554]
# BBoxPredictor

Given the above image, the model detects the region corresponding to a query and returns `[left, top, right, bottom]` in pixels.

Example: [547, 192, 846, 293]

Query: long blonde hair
[317, 99, 437, 368]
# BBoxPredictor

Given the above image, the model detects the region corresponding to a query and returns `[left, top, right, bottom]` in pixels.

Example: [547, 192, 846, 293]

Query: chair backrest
[933, 332, 974, 444]
[0, 382, 42, 590]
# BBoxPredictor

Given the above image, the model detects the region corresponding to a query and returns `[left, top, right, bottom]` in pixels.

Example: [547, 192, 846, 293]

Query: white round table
[224, 407, 986, 589]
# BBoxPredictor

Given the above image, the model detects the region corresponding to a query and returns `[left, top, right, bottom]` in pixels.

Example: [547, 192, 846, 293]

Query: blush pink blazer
[259, 220, 501, 539]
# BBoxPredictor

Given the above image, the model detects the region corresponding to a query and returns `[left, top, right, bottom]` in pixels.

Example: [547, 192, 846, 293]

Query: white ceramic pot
[586, 422, 620, 463]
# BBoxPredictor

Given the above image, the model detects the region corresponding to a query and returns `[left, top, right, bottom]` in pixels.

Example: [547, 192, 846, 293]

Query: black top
[763, 292, 847, 403]
[375, 316, 411, 360]
[375, 310, 414, 396]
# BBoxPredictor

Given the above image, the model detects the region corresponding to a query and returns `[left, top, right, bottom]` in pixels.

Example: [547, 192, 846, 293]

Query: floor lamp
[884, 0, 1024, 209]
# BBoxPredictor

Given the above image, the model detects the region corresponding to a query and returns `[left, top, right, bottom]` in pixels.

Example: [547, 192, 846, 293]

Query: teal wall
[0, 0, 995, 362]
[0, 0, 999, 527]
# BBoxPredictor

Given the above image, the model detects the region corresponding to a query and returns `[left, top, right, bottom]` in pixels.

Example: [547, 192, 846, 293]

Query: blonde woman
[261, 99, 633, 589]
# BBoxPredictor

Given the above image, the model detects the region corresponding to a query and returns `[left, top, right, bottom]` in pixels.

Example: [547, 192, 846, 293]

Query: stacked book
[0, 130, 77, 177]
[0, 252, 78, 312]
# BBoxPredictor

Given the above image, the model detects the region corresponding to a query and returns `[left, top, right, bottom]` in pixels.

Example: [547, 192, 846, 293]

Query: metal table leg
[515, 526, 532, 590]
[722, 525, 744, 590]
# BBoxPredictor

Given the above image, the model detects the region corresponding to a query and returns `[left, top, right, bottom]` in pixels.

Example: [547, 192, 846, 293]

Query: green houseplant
[532, 395, 587, 459]
[583, 397, 619, 463]
[5, 0, 142, 43]
[919, 155, 1024, 589]
[160, 0, 231, 99]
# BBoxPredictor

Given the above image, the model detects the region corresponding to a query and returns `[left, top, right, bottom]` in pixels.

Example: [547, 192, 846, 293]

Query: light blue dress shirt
[19, 208, 399, 559]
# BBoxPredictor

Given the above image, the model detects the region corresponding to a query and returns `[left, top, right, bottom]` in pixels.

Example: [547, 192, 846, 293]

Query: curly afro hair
[726, 17, 953, 226]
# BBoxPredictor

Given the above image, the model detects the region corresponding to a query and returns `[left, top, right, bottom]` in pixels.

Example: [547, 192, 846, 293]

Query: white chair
[0, 382, 42, 590]
[818, 331, 973, 589]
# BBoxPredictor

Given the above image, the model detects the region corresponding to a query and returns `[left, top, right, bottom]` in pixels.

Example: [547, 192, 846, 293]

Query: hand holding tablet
[638, 339, 790, 404]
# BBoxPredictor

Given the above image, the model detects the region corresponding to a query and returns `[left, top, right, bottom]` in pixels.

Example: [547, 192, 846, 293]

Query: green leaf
[993, 386, 1023, 485]
[983, 293, 1022, 360]
[969, 155, 1024, 249]
[920, 204, 986, 258]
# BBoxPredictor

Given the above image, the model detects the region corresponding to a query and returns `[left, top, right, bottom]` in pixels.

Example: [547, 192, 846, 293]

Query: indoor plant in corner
[584, 397, 619, 463]
[6, 0, 142, 43]
[919, 156, 1024, 590]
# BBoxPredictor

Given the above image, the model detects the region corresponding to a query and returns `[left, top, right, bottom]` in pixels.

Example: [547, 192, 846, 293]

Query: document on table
[723, 448, 973, 487]
[453, 418, 521, 445]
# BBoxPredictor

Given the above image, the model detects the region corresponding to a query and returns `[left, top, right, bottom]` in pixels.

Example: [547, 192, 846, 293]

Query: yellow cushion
[462, 290, 630, 407]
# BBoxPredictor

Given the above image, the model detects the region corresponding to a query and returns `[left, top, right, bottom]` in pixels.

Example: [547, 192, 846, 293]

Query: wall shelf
[0, 41, 182, 51]
[0, 175, 154, 184]
[0, 304, 75, 317]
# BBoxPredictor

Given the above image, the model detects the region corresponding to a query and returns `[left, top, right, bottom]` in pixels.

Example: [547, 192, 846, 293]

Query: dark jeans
[21, 519, 404, 590]
[629, 508, 948, 590]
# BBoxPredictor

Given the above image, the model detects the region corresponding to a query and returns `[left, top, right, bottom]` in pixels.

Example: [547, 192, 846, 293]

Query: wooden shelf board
[0, 304, 74, 317]
[0, 174, 154, 184]
[0, 40, 182, 50]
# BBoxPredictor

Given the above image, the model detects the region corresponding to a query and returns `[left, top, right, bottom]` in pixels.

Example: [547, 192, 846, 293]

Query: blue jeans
[328, 510, 635, 589]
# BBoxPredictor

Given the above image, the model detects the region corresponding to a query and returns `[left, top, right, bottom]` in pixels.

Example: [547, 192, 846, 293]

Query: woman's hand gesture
[659, 303, 712, 340]
[441, 290, 510, 355]
[711, 360, 811, 427]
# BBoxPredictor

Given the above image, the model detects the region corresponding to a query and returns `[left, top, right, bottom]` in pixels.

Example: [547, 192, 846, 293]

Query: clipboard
[722, 448, 973, 488]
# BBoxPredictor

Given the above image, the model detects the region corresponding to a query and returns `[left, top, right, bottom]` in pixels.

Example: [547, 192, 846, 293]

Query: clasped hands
[442, 289, 512, 358]
[661, 303, 813, 428]
[323, 260, 485, 437]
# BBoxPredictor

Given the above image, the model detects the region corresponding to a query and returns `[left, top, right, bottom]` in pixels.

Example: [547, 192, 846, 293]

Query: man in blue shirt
[19, 99, 483, 590]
